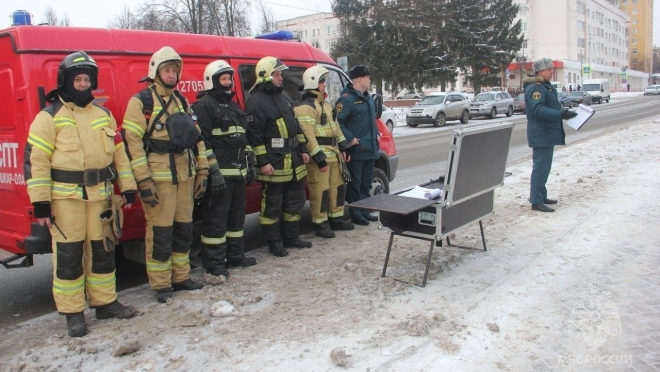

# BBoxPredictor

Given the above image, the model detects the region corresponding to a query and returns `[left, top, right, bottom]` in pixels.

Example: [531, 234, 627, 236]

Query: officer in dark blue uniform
[523, 58, 577, 212]
[335, 66, 379, 225]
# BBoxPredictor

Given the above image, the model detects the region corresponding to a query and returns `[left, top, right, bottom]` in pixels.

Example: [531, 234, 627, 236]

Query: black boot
[268, 241, 289, 257]
[532, 203, 555, 212]
[226, 256, 257, 268]
[65, 312, 87, 338]
[283, 238, 313, 248]
[362, 210, 378, 221]
[329, 218, 355, 231]
[207, 266, 230, 278]
[95, 300, 137, 320]
[155, 288, 173, 303]
[313, 223, 336, 239]
[172, 278, 204, 291]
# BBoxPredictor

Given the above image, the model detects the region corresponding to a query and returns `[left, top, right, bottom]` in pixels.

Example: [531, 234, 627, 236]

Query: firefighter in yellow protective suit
[25, 52, 138, 337]
[122, 46, 208, 303]
[294, 66, 355, 238]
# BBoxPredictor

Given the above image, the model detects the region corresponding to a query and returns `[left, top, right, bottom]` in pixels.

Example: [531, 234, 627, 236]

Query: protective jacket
[122, 82, 209, 184]
[524, 76, 566, 148]
[335, 83, 379, 161]
[194, 91, 252, 179]
[295, 90, 350, 166]
[26, 96, 136, 203]
[245, 82, 308, 183]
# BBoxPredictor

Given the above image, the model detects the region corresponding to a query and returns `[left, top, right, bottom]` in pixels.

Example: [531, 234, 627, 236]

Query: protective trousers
[144, 178, 194, 290]
[201, 178, 248, 272]
[530, 146, 554, 204]
[50, 198, 117, 314]
[259, 181, 305, 242]
[346, 159, 375, 220]
[307, 161, 346, 224]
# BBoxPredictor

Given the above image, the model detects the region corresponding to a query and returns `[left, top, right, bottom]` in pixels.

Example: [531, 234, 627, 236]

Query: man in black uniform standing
[194, 60, 258, 278]
[246, 56, 311, 257]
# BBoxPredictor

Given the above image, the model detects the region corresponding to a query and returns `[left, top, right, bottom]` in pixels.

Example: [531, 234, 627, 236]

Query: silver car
[469, 92, 514, 119]
[406, 92, 470, 127]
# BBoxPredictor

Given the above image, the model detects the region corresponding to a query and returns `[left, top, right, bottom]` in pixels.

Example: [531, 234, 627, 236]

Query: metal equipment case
[351, 122, 514, 286]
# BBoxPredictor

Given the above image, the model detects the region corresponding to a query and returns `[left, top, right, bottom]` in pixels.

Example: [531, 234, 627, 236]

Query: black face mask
[61, 72, 94, 107]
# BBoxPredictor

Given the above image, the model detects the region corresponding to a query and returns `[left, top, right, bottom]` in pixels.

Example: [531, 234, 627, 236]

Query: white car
[643, 85, 660, 96]
[381, 105, 397, 132]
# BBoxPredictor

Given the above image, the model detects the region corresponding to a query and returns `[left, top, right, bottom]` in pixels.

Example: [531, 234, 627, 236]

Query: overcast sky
[5, 0, 660, 44]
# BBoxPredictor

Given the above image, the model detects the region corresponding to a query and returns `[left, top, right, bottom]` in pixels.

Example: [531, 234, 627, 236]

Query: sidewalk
[2, 121, 659, 371]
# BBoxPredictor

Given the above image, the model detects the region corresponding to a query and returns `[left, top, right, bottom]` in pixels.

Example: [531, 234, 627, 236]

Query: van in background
[582, 79, 611, 103]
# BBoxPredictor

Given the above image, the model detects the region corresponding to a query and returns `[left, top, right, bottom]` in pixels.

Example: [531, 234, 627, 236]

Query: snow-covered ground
[2, 117, 659, 372]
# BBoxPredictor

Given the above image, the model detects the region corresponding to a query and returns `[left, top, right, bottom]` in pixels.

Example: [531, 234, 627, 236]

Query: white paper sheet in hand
[565, 104, 595, 131]
[398, 186, 443, 200]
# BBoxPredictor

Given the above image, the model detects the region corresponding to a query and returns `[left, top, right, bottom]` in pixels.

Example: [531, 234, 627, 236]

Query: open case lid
[441, 122, 514, 206]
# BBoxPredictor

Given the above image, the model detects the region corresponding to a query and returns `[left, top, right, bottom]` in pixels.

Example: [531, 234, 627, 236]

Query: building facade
[511, 0, 649, 91]
[275, 12, 339, 55]
[618, 0, 654, 73]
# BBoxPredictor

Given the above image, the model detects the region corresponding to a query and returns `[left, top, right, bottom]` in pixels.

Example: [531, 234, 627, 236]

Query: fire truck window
[238, 64, 306, 106]
[322, 67, 348, 106]
[0, 69, 16, 129]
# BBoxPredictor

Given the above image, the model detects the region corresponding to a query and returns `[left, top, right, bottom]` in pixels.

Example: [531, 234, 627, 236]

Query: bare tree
[114, 0, 251, 36]
[110, 5, 138, 29]
[256, 2, 276, 35]
[42, 6, 71, 26]
[42, 6, 59, 26]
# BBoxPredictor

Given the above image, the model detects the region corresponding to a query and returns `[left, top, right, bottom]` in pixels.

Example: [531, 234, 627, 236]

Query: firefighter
[294, 66, 355, 238]
[25, 51, 138, 337]
[122, 46, 207, 303]
[193, 60, 257, 278]
[245, 56, 312, 257]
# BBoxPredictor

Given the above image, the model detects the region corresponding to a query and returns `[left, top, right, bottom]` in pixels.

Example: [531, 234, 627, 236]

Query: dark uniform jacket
[335, 83, 379, 161]
[194, 91, 251, 179]
[524, 76, 566, 148]
[245, 82, 308, 183]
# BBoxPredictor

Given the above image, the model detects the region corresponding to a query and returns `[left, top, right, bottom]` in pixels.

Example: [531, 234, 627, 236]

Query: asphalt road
[1, 95, 659, 328]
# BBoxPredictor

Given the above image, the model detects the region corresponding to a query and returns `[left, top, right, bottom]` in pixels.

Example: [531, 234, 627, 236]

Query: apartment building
[618, 0, 654, 73]
[275, 12, 339, 55]
[512, 0, 649, 90]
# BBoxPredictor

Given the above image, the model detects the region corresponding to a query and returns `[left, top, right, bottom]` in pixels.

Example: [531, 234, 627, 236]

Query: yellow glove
[193, 169, 209, 199]
[138, 178, 159, 207]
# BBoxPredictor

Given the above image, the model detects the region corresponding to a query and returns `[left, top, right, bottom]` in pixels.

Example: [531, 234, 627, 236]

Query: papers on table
[565, 104, 595, 131]
[398, 186, 443, 200]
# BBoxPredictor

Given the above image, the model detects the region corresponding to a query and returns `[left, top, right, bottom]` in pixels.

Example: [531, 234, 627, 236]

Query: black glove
[246, 167, 256, 185]
[561, 109, 578, 120]
[122, 191, 136, 204]
[209, 170, 226, 197]
[33, 202, 51, 218]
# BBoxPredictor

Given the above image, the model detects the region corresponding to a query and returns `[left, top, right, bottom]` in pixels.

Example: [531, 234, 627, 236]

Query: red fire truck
[0, 25, 398, 268]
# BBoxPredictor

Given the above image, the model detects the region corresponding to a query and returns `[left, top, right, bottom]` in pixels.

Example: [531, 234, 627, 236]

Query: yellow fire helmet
[255, 56, 288, 85]
[142, 46, 183, 83]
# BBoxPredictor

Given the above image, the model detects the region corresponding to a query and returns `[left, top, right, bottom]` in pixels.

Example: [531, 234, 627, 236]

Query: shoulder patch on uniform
[247, 114, 255, 123]
[532, 91, 541, 100]
[336, 103, 343, 113]
[342, 93, 349, 97]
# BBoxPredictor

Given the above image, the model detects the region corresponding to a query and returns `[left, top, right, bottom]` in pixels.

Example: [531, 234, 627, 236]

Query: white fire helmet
[203, 60, 234, 91]
[302, 66, 329, 91]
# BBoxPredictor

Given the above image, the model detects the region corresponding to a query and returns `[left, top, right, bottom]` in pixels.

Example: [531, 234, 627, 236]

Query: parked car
[381, 105, 397, 132]
[643, 85, 660, 96]
[569, 91, 592, 106]
[406, 92, 471, 127]
[513, 93, 525, 113]
[396, 90, 425, 100]
[469, 91, 514, 119]
[557, 91, 573, 108]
